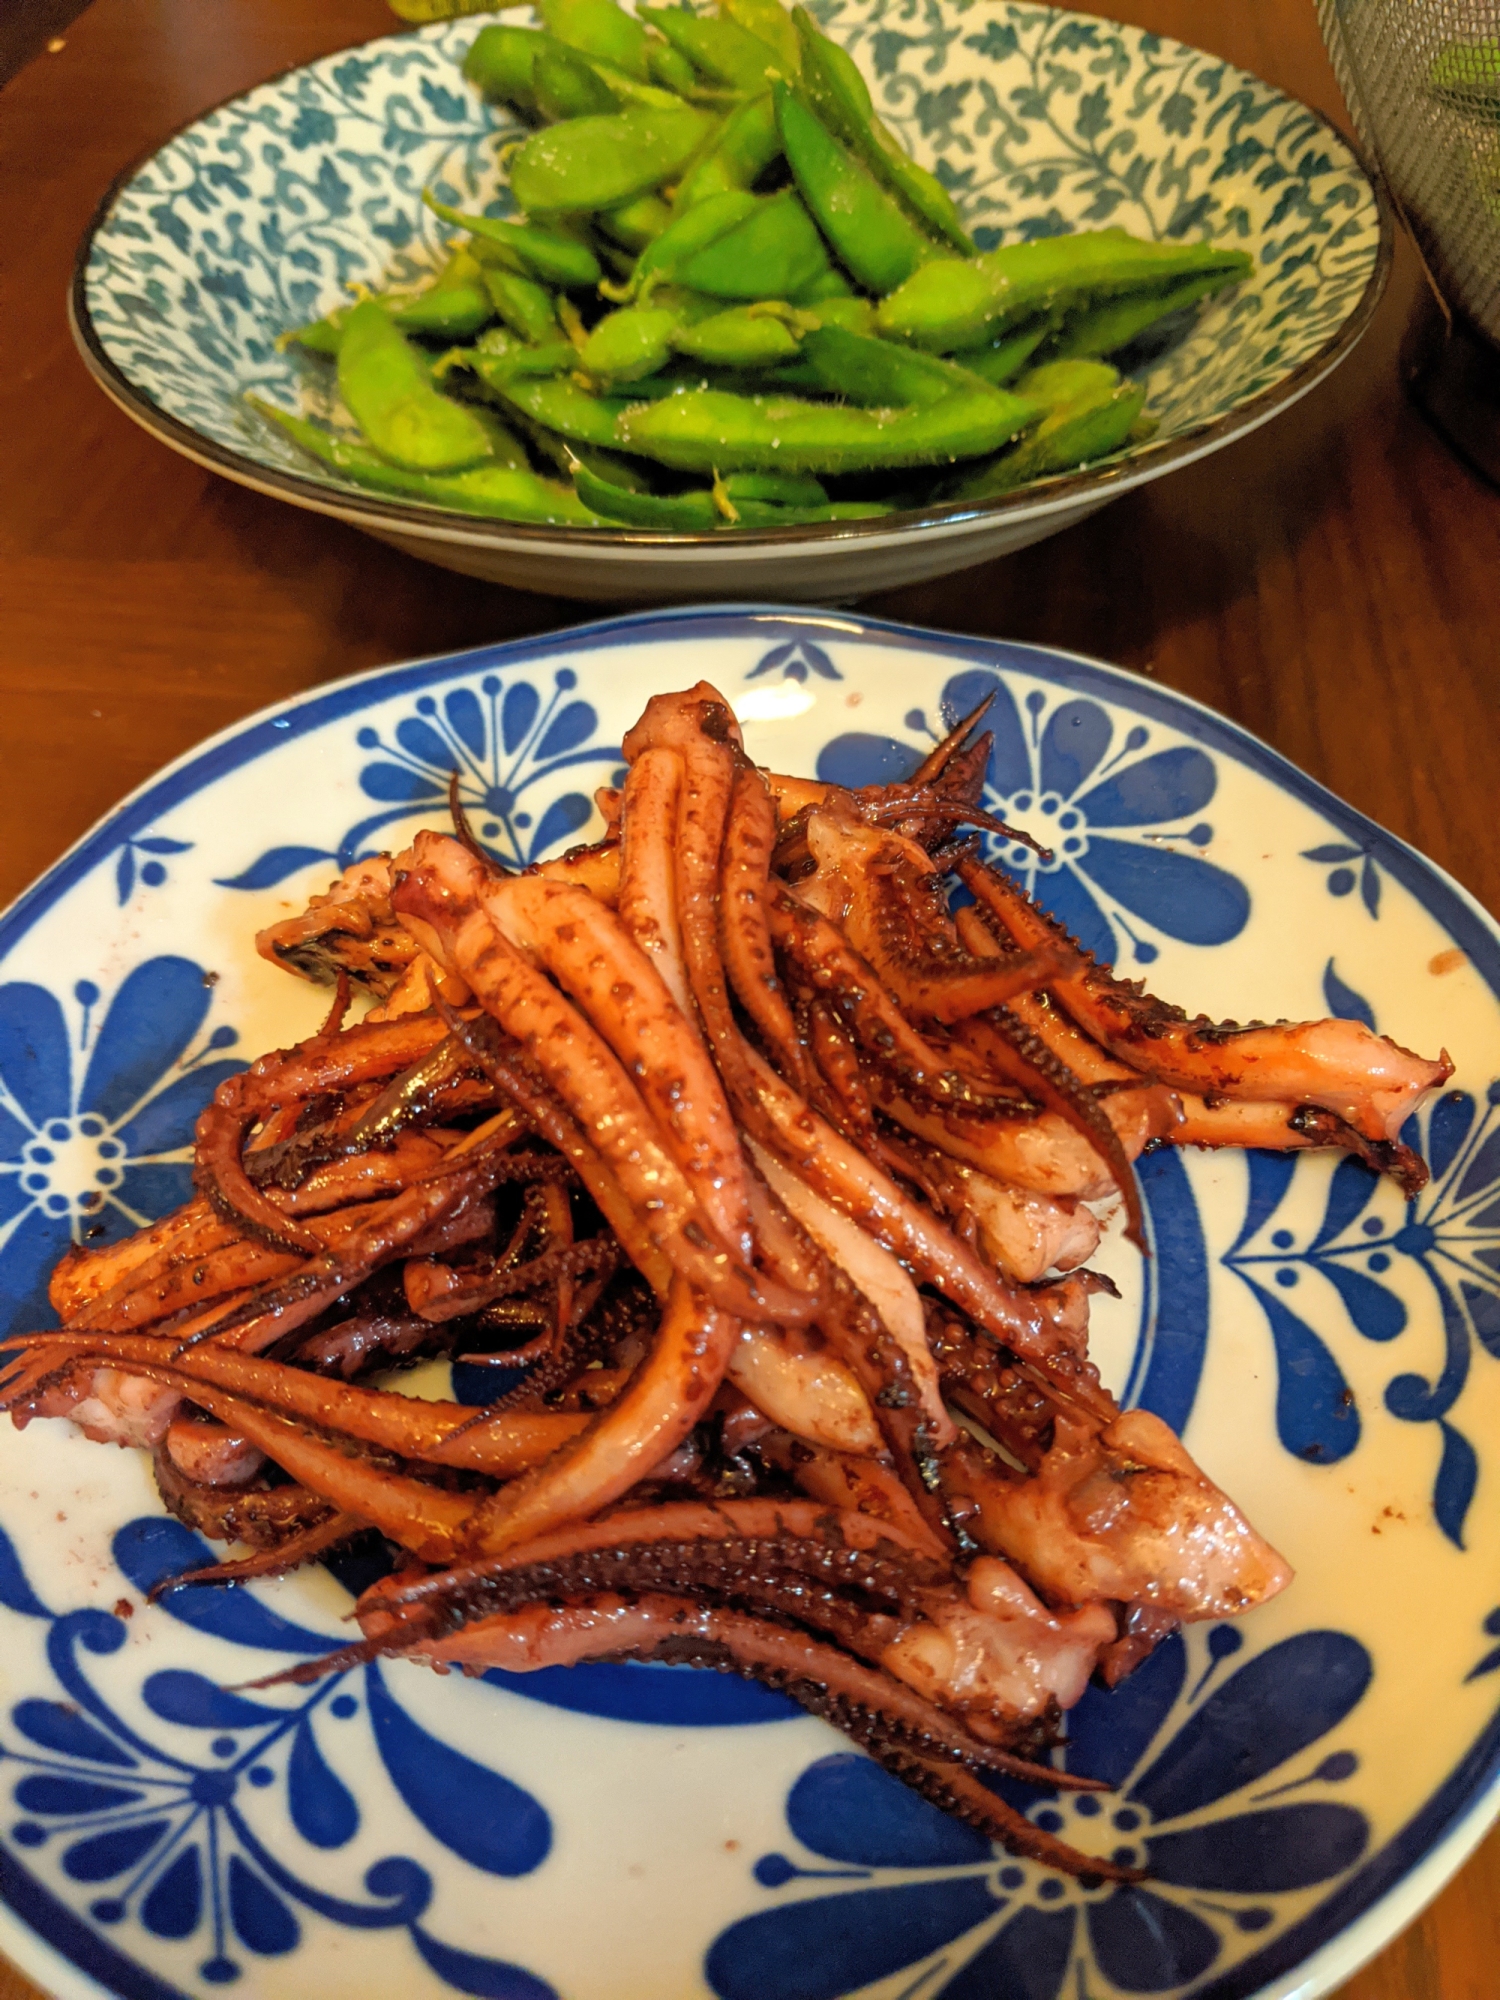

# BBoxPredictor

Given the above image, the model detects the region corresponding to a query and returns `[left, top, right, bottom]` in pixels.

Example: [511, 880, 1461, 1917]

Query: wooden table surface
[2, 1, 1498, 1995]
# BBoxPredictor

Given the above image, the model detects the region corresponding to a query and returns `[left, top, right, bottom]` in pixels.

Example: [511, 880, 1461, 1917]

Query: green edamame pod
[719, 0, 801, 74]
[463, 26, 553, 117]
[574, 461, 724, 528]
[803, 294, 874, 334]
[647, 40, 701, 95]
[389, 282, 494, 340]
[791, 265, 855, 305]
[337, 299, 495, 471]
[944, 359, 1145, 498]
[481, 266, 563, 345]
[616, 381, 1037, 473]
[249, 398, 608, 524]
[599, 193, 673, 252]
[538, 0, 650, 80]
[673, 92, 781, 208]
[732, 498, 890, 524]
[674, 188, 830, 299]
[534, 48, 620, 120]
[639, 6, 781, 92]
[719, 469, 827, 506]
[580, 304, 685, 383]
[473, 362, 636, 448]
[877, 230, 1254, 351]
[509, 105, 713, 213]
[1045, 270, 1238, 360]
[580, 54, 694, 110]
[671, 303, 808, 366]
[947, 322, 1052, 386]
[286, 250, 494, 353]
[791, 7, 973, 253]
[794, 325, 994, 406]
[446, 337, 577, 381]
[774, 86, 937, 295]
[425, 193, 602, 288]
[625, 188, 759, 298]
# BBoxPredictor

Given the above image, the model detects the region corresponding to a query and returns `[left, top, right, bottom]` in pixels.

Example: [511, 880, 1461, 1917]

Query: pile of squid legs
[5, 684, 1451, 1880]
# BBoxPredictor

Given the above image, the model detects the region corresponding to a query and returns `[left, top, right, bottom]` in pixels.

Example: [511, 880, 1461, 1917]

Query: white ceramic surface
[71, 6, 1391, 603]
[1, 609, 1497, 2000]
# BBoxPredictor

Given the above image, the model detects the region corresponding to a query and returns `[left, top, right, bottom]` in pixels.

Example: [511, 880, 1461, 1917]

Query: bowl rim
[69, 6, 1395, 554]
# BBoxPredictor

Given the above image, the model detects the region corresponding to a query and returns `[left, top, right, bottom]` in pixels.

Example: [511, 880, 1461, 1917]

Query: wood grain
[1, 2, 1498, 1997]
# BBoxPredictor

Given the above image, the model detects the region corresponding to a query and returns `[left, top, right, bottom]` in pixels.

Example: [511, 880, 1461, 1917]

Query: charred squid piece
[293, 1311, 450, 1380]
[5, 1330, 591, 1483]
[769, 888, 1029, 1117]
[255, 856, 424, 997]
[194, 1012, 458, 1251]
[957, 1013, 1149, 1249]
[148, 1509, 365, 1599]
[153, 1441, 340, 1550]
[798, 799, 1075, 1024]
[956, 851, 1451, 1163]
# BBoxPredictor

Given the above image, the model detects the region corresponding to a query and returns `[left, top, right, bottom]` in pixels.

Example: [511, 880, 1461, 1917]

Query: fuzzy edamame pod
[720, 0, 801, 73]
[470, 360, 637, 447]
[599, 193, 673, 252]
[947, 322, 1053, 386]
[249, 398, 609, 524]
[1045, 269, 1240, 360]
[617, 188, 760, 299]
[538, 0, 651, 80]
[580, 303, 688, 382]
[672, 187, 830, 299]
[877, 229, 1254, 350]
[719, 469, 827, 505]
[942, 359, 1146, 498]
[480, 266, 564, 346]
[639, 6, 782, 92]
[670, 302, 811, 366]
[793, 325, 996, 405]
[774, 85, 938, 295]
[791, 7, 973, 253]
[673, 92, 782, 208]
[335, 299, 495, 471]
[616, 380, 1037, 472]
[286, 248, 494, 352]
[534, 47, 620, 120]
[423, 193, 603, 288]
[573, 462, 725, 528]
[509, 104, 713, 213]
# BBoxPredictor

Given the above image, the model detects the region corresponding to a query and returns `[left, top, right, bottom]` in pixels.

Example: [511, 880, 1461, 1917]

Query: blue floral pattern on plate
[0, 958, 242, 1333]
[708, 1625, 1372, 2000]
[1, 610, 1499, 2000]
[817, 666, 1249, 965]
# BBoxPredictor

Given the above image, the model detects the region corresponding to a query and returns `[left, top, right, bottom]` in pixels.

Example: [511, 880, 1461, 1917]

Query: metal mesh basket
[1319, 0, 1500, 345]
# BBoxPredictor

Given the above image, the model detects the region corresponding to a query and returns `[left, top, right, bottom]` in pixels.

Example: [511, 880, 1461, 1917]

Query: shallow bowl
[72, 5, 1390, 603]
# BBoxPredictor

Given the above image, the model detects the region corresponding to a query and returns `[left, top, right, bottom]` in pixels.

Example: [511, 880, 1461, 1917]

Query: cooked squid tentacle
[957, 851, 1451, 1153]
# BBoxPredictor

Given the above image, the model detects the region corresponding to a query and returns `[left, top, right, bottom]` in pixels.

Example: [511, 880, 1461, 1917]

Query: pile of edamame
[254, 0, 1253, 532]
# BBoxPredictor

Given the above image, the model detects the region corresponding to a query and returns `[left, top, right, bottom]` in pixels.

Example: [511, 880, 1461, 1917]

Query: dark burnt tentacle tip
[448, 770, 490, 869]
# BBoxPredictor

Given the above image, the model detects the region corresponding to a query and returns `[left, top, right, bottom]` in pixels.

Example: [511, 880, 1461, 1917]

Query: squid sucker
[6, 682, 1450, 1885]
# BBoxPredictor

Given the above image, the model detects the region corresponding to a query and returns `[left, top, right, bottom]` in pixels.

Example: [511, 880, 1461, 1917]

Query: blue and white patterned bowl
[70, 5, 1391, 604]
[2, 608, 1499, 2000]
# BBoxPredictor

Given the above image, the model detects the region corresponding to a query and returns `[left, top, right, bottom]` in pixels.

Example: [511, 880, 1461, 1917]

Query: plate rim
[67, 5, 1395, 558]
[2, 603, 1498, 2000]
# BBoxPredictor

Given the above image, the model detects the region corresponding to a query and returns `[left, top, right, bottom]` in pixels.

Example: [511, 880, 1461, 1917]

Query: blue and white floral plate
[70, 5, 1390, 604]
[2, 609, 1498, 2000]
